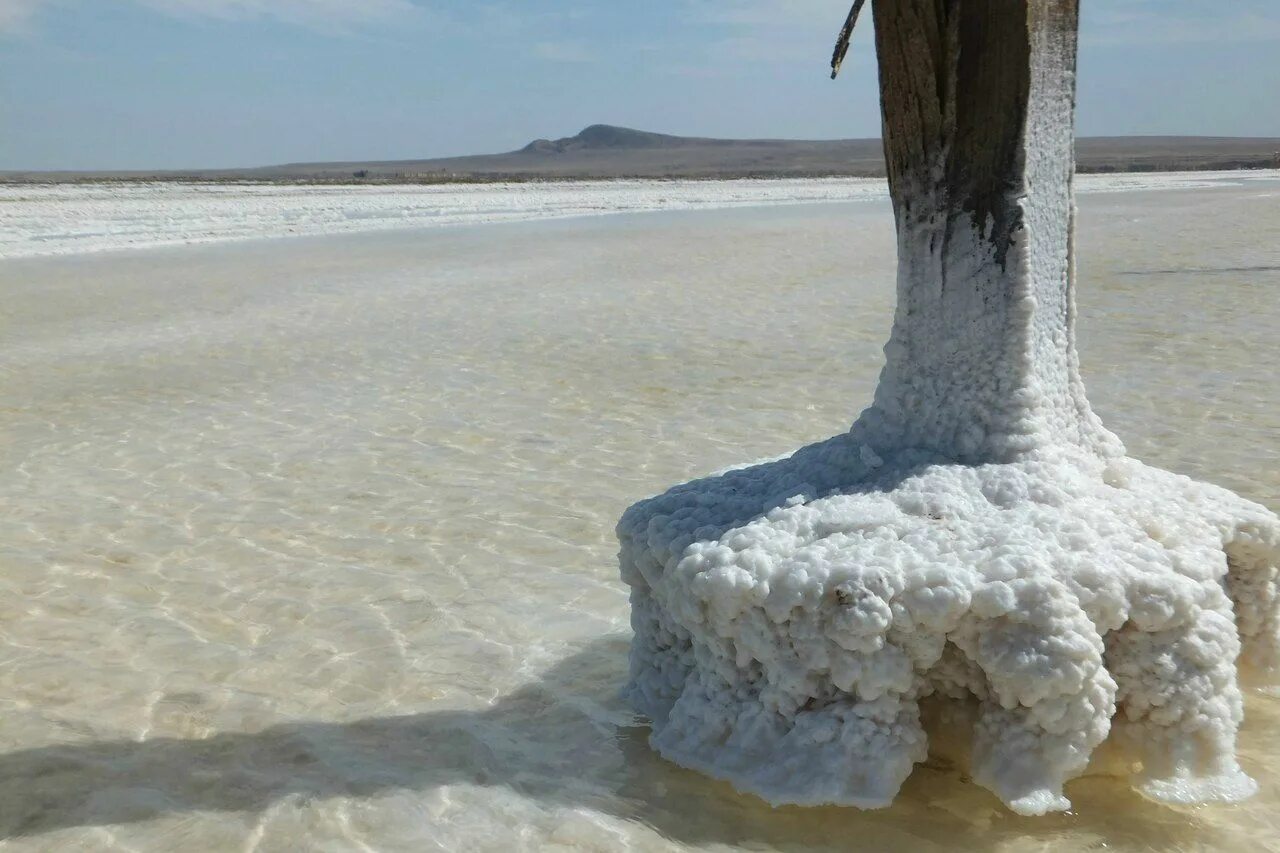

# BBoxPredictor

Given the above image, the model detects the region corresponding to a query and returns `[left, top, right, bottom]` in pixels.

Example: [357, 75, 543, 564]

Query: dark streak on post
[870, 0, 1080, 269]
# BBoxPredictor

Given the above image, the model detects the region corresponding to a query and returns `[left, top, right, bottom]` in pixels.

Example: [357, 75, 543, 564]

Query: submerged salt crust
[619, 146, 1280, 816]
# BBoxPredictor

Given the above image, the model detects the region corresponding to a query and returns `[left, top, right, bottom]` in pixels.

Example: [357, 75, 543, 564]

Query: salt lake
[0, 176, 1277, 850]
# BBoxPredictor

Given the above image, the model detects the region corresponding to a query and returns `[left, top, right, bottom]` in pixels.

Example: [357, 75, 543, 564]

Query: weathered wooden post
[618, 0, 1279, 816]
[861, 0, 1117, 464]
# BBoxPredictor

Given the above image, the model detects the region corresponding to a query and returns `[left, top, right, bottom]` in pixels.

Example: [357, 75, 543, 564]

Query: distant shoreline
[5, 125, 1278, 185]
[6, 171, 1279, 261]
[5, 163, 1280, 187]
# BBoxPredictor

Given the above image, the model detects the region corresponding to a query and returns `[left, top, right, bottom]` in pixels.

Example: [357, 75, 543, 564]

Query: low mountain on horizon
[254, 124, 1280, 180]
[518, 124, 825, 154]
[521, 124, 692, 153]
[251, 124, 892, 180]
[7, 124, 1279, 182]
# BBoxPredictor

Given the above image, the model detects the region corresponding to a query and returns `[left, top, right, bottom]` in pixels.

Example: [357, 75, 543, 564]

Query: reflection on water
[0, 181, 1277, 850]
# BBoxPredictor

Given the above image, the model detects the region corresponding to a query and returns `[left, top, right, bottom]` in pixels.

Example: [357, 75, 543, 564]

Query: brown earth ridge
[5, 125, 1279, 183]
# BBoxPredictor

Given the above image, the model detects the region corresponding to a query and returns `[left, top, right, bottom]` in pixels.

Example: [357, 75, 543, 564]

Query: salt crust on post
[617, 0, 1280, 816]
[619, 436, 1279, 815]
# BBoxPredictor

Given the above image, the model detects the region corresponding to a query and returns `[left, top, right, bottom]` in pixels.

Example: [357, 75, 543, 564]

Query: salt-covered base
[618, 434, 1279, 815]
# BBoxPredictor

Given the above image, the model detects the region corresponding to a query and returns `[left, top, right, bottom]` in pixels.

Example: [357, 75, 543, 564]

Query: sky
[1, 0, 1278, 171]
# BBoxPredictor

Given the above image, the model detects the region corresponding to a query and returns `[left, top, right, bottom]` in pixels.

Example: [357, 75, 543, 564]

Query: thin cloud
[683, 0, 836, 29]
[0, 0, 419, 34]
[1082, 0, 1280, 45]
[134, 0, 416, 27]
[678, 0, 868, 73]
[690, 1, 1280, 50]
[0, 0, 48, 33]
[531, 40, 595, 64]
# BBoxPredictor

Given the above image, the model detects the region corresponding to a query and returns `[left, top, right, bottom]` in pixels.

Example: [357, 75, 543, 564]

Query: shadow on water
[1120, 264, 1280, 275]
[0, 634, 1261, 850]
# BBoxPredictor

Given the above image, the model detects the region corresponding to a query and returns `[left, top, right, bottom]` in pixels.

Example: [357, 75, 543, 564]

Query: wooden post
[854, 0, 1120, 464]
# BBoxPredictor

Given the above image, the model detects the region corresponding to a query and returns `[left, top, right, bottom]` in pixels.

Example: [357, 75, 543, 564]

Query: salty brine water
[0, 177, 1277, 850]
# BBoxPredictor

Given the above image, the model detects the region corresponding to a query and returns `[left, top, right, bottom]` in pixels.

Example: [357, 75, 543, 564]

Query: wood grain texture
[872, 0, 1080, 265]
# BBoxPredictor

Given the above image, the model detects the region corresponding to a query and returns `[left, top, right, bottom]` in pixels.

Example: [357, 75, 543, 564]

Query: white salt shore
[2, 170, 1278, 259]
[0, 181, 1278, 849]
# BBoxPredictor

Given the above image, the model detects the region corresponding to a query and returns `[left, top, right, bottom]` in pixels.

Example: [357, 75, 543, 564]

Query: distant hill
[6, 125, 1280, 182]
[247, 124, 891, 181]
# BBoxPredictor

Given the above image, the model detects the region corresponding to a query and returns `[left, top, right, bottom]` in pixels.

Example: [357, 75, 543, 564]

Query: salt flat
[0, 178, 1277, 850]
[3, 170, 1279, 258]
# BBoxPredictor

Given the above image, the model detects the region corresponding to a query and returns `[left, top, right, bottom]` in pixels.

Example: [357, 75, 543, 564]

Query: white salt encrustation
[617, 0, 1279, 816]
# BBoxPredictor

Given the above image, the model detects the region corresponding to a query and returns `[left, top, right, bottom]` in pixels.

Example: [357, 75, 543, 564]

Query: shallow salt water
[0, 178, 1277, 851]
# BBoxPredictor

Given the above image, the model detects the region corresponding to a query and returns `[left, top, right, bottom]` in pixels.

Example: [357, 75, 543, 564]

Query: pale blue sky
[2, 0, 1278, 170]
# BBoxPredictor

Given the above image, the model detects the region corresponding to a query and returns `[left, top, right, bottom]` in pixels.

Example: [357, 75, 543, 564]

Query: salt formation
[617, 0, 1280, 816]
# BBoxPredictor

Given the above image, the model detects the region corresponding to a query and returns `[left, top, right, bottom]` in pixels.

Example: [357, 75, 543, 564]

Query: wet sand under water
[0, 182, 1278, 851]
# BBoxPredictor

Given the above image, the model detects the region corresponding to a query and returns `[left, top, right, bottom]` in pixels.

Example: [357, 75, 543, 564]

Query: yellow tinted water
[0, 182, 1277, 851]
